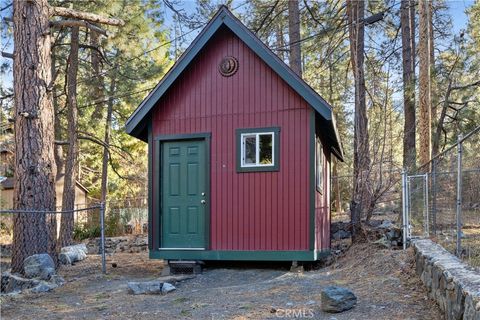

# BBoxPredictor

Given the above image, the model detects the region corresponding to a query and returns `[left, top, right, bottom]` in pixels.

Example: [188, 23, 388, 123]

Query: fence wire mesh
[331, 172, 403, 224]
[0, 197, 149, 288]
[0, 205, 105, 284]
[404, 126, 480, 268]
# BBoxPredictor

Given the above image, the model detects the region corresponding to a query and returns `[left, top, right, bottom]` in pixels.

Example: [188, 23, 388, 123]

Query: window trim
[236, 127, 280, 173]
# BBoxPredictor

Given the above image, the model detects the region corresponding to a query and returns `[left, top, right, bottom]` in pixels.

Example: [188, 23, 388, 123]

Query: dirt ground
[0, 243, 442, 320]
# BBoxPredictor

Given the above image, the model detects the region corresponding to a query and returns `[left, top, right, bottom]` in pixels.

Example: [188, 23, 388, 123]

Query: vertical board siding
[153, 27, 311, 251]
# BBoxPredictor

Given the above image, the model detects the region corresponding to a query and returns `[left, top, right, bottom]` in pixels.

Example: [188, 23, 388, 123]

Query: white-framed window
[236, 127, 280, 172]
[241, 132, 274, 167]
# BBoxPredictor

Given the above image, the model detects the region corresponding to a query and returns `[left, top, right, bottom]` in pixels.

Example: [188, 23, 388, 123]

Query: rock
[332, 230, 351, 240]
[127, 281, 176, 295]
[0, 244, 12, 257]
[50, 274, 66, 286]
[23, 254, 55, 280]
[330, 222, 350, 234]
[30, 281, 58, 293]
[1, 272, 64, 294]
[128, 281, 163, 295]
[1, 272, 10, 292]
[2, 272, 40, 293]
[59, 244, 88, 265]
[378, 220, 394, 229]
[373, 236, 391, 248]
[161, 282, 176, 294]
[321, 286, 357, 313]
[58, 253, 72, 265]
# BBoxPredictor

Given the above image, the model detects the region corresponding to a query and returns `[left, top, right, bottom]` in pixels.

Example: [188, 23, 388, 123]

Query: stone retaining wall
[412, 239, 480, 320]
[86, 235, 147, 254]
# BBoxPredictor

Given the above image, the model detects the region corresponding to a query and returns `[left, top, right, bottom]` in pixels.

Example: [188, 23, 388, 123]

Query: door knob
[201, 200, 206, 204]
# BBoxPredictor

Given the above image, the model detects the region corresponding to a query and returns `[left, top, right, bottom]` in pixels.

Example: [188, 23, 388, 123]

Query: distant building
[0, 175, 89, 210]
[0, 141, 89, 209]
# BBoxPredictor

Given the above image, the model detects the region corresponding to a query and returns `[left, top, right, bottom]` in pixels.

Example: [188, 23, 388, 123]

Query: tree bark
[288, 0, 302, 77]
[347, 0, 369, 241]
[100, 71, 117, 205]
[59, 26, 80, 248]
[50, 6, 125, 26]
[419, 0, 432, 169]
[429, 1, 437, 133]
[50, 20, 107, 36]
[401, 0, 416, 170]
[50, 34, 62, 266]
[12, 0, 57, 273]
[90, 30, 106, 122]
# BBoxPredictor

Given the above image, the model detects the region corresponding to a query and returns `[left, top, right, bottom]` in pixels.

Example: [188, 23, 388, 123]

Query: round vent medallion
[218, 56, 238, 77]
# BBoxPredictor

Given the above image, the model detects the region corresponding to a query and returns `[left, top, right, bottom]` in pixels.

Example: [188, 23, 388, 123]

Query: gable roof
[125, 6, 343, 161]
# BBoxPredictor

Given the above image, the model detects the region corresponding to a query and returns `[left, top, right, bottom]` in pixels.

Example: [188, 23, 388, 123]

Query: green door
[161, 140, 207, 248]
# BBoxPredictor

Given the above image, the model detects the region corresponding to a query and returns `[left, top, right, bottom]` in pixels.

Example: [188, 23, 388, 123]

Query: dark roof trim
[1, 176, 89, 193]
[125, 6, 343, 160]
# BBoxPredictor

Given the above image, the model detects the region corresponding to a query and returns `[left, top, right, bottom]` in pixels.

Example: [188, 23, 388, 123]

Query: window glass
[244, 135, 256, 164]
[237, 128, 279, 172]
[316, 137, 323, 192]
[259, 134, 273, 164]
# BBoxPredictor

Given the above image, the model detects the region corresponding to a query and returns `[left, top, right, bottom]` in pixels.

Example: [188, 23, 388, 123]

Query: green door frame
[154, 133, 211, 250]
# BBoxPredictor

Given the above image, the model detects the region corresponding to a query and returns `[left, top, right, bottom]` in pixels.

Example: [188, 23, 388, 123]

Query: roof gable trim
[125, 7, 333, 135]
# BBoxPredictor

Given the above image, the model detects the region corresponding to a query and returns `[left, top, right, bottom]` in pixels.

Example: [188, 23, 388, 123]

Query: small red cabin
[126, 7, 343, 261]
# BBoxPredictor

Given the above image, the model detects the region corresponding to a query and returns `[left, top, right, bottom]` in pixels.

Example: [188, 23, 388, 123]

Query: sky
[0, 0, 476, 92]
[447, 0, 474, 34]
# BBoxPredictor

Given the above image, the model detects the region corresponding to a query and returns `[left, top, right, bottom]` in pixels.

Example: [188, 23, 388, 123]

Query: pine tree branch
[50, 20, 108, 36]
[1, 51, 13, 59]
[450, 80, 480, 91]
[50, 7, 125, 26]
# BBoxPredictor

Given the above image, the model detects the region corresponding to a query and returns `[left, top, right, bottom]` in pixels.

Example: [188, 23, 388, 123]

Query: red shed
[126, 6, 343, 262]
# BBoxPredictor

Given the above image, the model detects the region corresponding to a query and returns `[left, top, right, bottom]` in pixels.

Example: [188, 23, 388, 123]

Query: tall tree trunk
[419, 0, 431, 169]
[12, 0, 57, 273]
[100, 71, 117, 205]
[50, 35, 62, 266]
[347, 0, 369, 241]
[52, 45, 64, 178]
[429, 0, 437, 144]
[90, 30, 106, 122]
[401, 0, 416, 170]
[59, 26, 80, 247]
[288, 0, 302, 77]
[276, 8, 285, 62]
[328, 60, 342, 214]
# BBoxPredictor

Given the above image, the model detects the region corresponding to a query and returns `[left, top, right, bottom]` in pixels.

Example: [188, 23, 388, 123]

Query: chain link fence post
[402, 168, 408, 250]
[431, 158, 437, 235]
[424, 173, 429, 237]
[456, 134, 463, 257]
[99, 202, 107, 274]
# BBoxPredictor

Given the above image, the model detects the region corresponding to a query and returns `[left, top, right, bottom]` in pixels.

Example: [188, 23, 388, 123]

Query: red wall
[152, 27, 319, 251]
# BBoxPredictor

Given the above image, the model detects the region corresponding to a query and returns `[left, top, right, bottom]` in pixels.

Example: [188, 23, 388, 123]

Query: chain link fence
[403, 126, 480, 268]
[1, 197, 149, 285]
[331, 172, 403, 223]
[0, 205, 106, 282]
